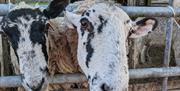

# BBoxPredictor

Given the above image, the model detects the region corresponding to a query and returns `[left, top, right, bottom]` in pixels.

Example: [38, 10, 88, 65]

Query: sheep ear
[45, 21, 55, 32]
[43, 0, 68, 19]
[65, 11, 81, 28]
[129, 18, 158, 38]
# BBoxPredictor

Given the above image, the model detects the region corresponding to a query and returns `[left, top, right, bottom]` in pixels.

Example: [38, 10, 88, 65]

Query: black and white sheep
[65, 2, 157, 91]
[0, 0, 68, 91]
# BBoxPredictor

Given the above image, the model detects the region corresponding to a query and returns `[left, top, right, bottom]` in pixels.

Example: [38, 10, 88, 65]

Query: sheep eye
[80, 18, 89, 28]
[81, 21, 88, 27]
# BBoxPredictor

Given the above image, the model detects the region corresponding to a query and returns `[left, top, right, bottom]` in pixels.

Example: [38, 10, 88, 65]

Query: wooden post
[0, 35, 16, 91]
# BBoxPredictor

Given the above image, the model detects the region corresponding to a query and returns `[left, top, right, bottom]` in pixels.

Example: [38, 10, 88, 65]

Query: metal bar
[0, 4, 180, 17]
[129, 67, 180, 79]
[162, 18, 174, 91]
[1, 67, 180, 88]
[120, 6, 180, 17]
[162, 0, 174, 91]
[0, 4, 10, 16]
[49, 73, 86, 84]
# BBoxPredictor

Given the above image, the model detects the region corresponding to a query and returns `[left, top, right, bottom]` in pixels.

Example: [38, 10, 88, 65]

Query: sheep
[65, 2, 157, 91]
[48, 17, 80, 75]
[0, 0, 68, 91]
[66, 0, 114, 14]
[47, 17, 88, 90]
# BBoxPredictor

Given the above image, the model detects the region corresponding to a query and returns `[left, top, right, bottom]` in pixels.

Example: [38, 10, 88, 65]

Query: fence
[0, 2, 180, 91]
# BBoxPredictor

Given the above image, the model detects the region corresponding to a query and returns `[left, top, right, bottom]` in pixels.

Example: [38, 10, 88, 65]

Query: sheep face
[0, 1, 68, 91]
[65, 3, 157, 91]
[1, 7, 48, 91]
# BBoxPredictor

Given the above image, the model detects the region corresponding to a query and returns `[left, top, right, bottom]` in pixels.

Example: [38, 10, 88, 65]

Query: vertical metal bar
[162, 15, 174, 91]
[162, 0, 174, 91]
[0, 35, 3, 76]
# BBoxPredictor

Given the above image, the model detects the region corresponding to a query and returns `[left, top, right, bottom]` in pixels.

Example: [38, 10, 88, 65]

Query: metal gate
[0, 0, 180, 91]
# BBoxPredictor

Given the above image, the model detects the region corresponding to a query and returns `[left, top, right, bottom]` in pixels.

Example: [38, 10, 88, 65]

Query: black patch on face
[80, 18, 87, 36]
[80, 18, 94, 37]
[82, 10, 86, 16]
[88, 75, 91, 81]
[81, 28, 85, 36]
[26, 78, 45, 91]
[1, 24, 20, 52]
[91, 73, 100, 85]
[86, 32, 94, 68]
[80, 18, 95, 68]
[86, 12, 90, 16]
[98, 15, 107, 33]
[92, 9, 95, 12]
[30, 20, 48, 62]
[101, 83, 112, 91]
[7, 8, 44, 22]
